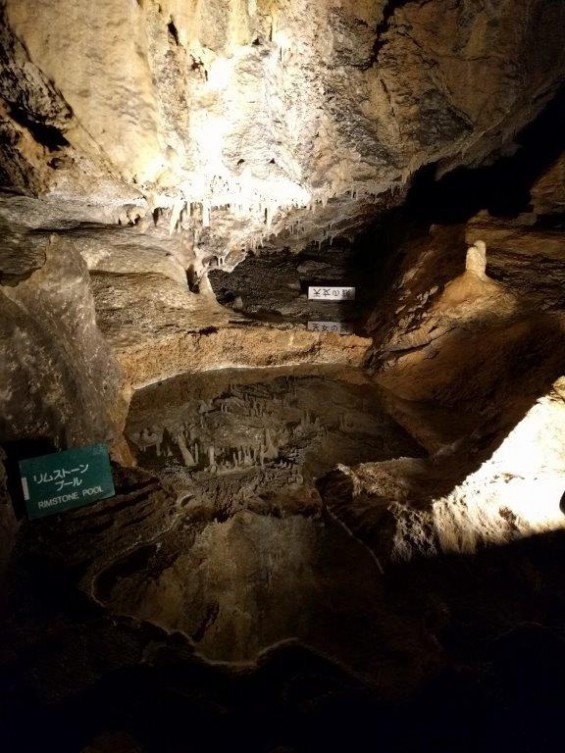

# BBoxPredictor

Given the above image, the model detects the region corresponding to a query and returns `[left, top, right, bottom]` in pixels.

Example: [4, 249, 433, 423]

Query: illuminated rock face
[0, 1, 563, 457]
[1, 0, 564, 261]
[1, 7, 565, 744]
[343, 207, 565, 560]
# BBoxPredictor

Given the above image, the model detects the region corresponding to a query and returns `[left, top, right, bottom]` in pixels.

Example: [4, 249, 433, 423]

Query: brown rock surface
[0, 5, 564, 752]
[531, 152, 565, 216]
[0, 228, 128, 449]
[368, 222, 564, 406]
[320, 377, 565, 562]
[1, 0, 564, 261]
[353, 205, 565, 564]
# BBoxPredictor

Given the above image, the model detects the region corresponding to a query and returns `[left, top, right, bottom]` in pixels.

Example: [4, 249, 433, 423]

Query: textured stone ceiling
[1, 0, 565, 264]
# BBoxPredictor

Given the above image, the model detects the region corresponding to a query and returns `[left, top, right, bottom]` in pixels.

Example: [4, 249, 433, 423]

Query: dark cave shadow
[1, 438, 57, 520]
[339, 204, 423, 337]
[408, 82, 565, 224]
[2, 528, 565, 753]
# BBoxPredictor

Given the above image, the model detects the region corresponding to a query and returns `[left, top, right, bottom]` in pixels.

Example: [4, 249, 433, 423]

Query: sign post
[19, 444, 115, 519]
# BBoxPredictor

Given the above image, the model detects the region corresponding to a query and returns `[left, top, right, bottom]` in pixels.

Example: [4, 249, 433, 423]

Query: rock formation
[1, 2, 565, 752]
[1, 0, 564, 444]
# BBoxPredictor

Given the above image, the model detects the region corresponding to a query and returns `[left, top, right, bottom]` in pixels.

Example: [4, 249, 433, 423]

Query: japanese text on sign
[307, 321, 354, 335]
[33, 464, 90, 492]
[19, 444, 115, 519]
[308, 286, 356, 301]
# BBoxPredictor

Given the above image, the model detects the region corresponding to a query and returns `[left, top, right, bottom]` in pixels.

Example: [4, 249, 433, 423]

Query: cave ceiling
[1, 0, 564, 263]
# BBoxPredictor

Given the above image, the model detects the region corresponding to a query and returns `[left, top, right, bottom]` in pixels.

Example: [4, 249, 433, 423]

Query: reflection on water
[126, 366, 423, 512]
[116, 366, 426, 669]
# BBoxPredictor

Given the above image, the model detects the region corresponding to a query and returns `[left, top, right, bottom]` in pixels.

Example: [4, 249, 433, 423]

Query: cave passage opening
[208, 82, 565, 333]
[208, 233, 385, 335]
[407, 83, 565, 225]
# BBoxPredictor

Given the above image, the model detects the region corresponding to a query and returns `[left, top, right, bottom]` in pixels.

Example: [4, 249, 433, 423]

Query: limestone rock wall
[355, 157, 565, 563]
[1, 0, 564, 454]
[0, 230, 128, 451]
[319, 377, 565, 563]
[1, 0, 564, 261]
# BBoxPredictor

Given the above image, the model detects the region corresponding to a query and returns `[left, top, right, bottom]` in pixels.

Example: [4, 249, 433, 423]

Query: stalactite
[202, 200, 210, 228]
[208, 446, 216, 471]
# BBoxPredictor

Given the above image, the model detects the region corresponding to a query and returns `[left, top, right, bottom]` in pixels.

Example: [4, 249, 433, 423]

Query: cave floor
[2, 365, 565, 753]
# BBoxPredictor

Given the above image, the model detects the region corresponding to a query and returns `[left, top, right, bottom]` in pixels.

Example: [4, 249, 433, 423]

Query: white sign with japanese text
[307, 321, 354, 335]
[308, 286, 356, 301]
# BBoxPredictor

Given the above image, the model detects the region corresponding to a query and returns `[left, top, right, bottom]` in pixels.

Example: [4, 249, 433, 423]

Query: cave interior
[0, 2, 565, 752]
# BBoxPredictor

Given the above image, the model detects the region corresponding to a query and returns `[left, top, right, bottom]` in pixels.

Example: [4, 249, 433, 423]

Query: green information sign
[19, 443, 115, 519]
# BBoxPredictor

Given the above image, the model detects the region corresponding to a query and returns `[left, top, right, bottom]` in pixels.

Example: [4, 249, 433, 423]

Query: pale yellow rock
[2, 0, 564, 261]
[465, 240, 487, 279]
[7, 0, 163, 184]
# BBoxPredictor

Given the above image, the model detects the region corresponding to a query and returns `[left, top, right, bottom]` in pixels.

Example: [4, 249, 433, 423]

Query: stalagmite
[175, 432, 196, 467]
[465, 240, 488, 279]
[208, 446, 216, 471]
[265, 429, 278, 459]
